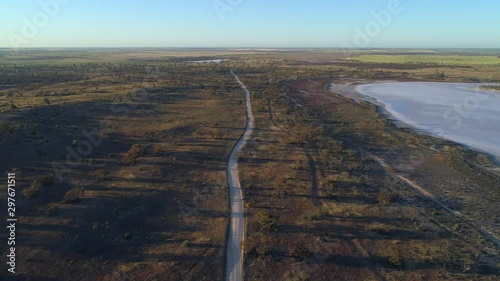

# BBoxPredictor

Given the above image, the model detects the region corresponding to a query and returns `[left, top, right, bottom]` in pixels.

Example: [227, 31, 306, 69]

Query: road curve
[226, 71, 254, 281]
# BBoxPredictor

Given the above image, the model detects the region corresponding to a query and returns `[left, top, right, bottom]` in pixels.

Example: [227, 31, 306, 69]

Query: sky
[1, 0, 499, 48]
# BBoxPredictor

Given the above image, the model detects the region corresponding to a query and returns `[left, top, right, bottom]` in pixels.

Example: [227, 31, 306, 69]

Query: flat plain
[1, 48, 499, 281]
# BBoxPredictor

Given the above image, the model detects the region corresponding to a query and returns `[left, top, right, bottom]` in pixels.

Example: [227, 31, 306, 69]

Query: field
[1, 49, 499, 280]
[349, 54, 500, 65]
[0, 48, 289, 65]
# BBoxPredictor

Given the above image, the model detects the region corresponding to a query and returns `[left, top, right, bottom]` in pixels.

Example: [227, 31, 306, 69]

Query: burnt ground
[0, 69, 246, 281]
[239, 78, 499, 281]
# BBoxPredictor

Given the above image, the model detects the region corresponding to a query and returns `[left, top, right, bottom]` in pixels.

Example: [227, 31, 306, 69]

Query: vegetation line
[343, 136, 500, 249]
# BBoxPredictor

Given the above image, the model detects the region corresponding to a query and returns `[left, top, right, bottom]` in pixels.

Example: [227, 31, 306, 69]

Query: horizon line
[1, 47, 500, 50]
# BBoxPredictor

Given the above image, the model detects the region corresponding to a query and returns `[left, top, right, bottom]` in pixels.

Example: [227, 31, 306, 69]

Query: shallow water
[189, 59, 225, 63]
[355, 82, 500, 158]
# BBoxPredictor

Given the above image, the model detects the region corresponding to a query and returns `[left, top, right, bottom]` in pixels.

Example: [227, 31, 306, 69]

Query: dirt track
[226, 71, 254, 281]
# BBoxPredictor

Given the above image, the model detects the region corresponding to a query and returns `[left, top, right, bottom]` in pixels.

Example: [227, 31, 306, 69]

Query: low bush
[46, 205, 58, 216]
[254, 210, 278, 232]
[41, 174, 56, 185]
[366, 222, 389, 234]
[153, 144, 167, 156]
[378, 190, 396, 205]
[123, 144, 146, 165]
[402, 206, 419, 222]
[64, 188, 85, 203]
[94, 169, 109, 181]
[22, 180, 42, 199]
[306, 208, 325, 220]
[387, 249, 403, 267]
[0, 122, 14, 134]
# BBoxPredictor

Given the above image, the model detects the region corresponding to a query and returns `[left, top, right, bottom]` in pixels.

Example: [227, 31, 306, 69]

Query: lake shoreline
[328, 81, 500, 165]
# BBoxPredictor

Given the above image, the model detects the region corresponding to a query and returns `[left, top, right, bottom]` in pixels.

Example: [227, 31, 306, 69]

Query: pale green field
[0, 49, 262, 65]
[349, 54, 500, 65]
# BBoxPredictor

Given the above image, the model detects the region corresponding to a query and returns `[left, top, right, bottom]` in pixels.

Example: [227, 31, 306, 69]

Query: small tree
[254, 211, 278, 232]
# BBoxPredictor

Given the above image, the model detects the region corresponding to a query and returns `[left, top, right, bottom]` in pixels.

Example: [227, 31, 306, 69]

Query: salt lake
[355, 82, 500, 158]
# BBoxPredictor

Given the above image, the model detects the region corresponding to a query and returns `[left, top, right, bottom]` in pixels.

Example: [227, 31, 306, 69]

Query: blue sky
[1, 0, 499, 48]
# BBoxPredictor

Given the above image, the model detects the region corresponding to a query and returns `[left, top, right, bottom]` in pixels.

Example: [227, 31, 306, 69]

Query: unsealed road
[226, 71, 254, 281]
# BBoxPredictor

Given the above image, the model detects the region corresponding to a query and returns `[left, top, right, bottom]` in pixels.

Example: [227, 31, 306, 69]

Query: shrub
[254, 234, 271, 257]
[22, 180, 42, 199]
[123, 144, 145, 165]
[306, 208, 325, 220]
[451, 223, 464, 233]
[366, 222, 389, 234]
[402, 206, 419, 222]
[0, 122, 13, 134]
[254, 211, 278, 232]
[387, 249, 403, 267]
[94, 169, 109, 181]
[245, 233, 272, 257]
[41, 174, 56, 185]
[271, 187, 287, 199]
[378, 190, 396, 205]
[291, 245, 310, 259]
[46, 205, 58, 216]
[64, 188, 85, 203]
[180, 240, 190, 248]
[351, 186, 361, 196]
[153, 144, 166, 156]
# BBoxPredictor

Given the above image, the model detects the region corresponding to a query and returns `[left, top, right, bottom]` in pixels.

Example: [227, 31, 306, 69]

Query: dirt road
[226, 71, 254, 281]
